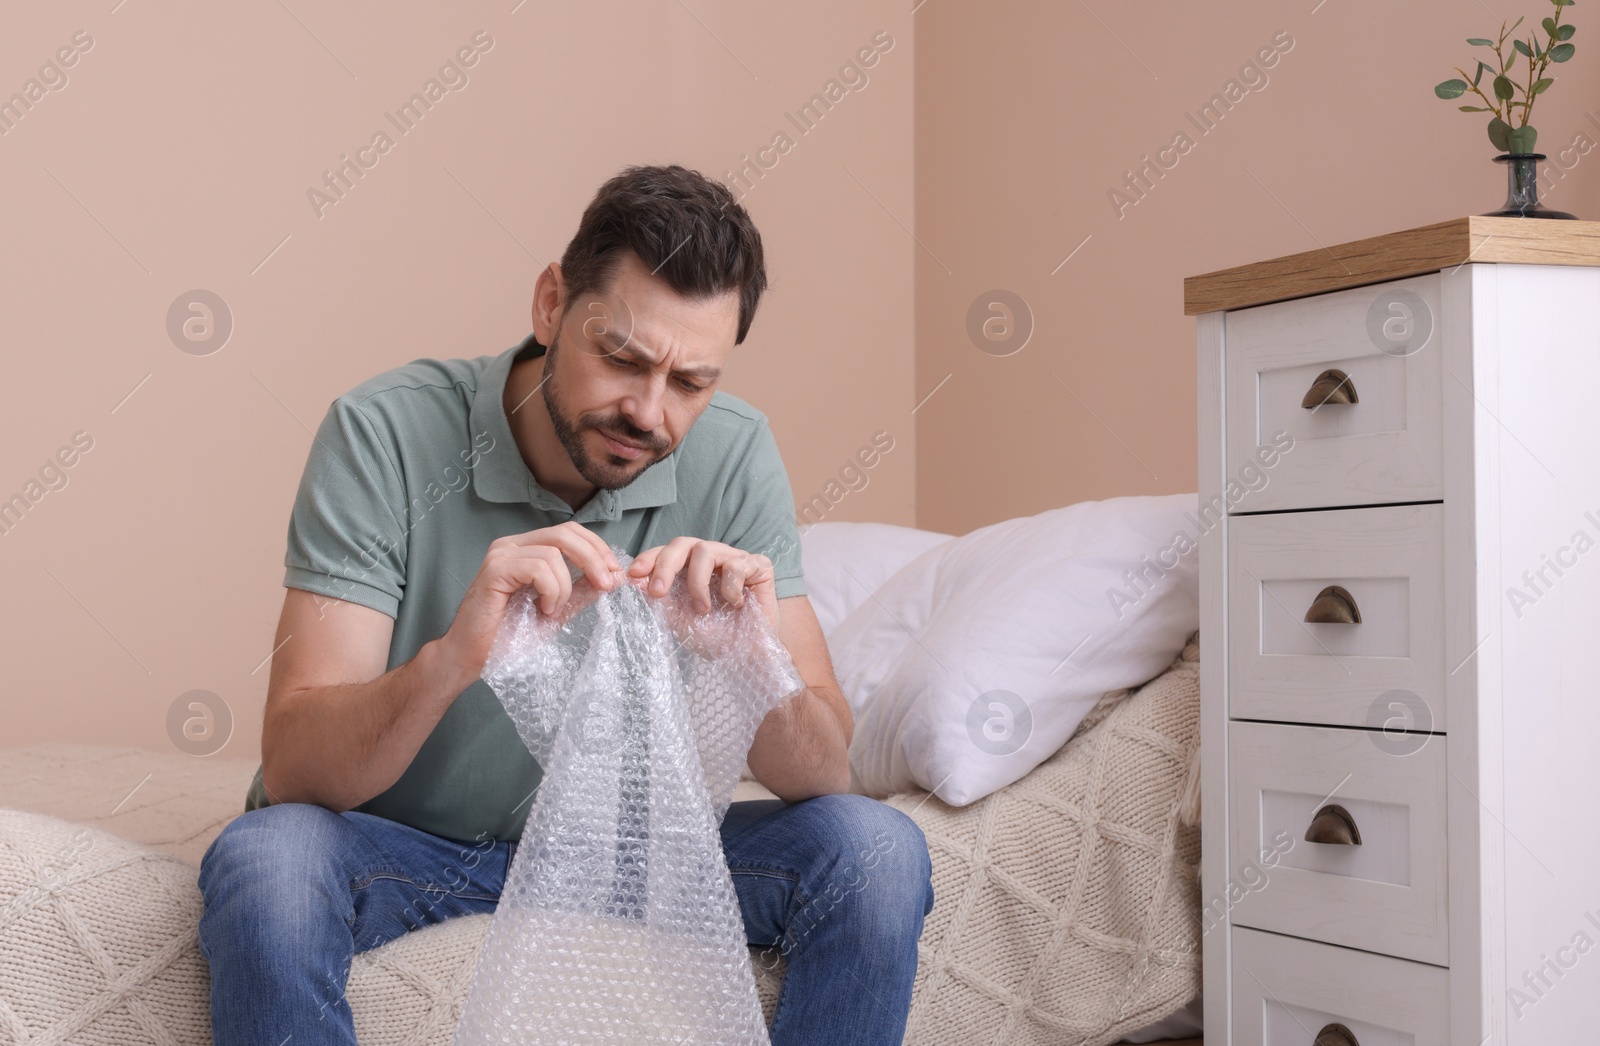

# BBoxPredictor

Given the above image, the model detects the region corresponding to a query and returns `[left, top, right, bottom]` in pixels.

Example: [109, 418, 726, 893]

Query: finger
[561, 521, 622, 583]
[485, 543, 551, 599]
[509, 555, 556, 616]
[648, 537, 697, 597]
[555, 522, 621, 590]
[498, 525, 617, 591]
[555, 552, 576, 613]
[534, 527, 610, 591]
[685, 542, 720, 612]
[729, 551, 774, 594]
[718, 554, 749, 607]
[507, 547, 572, 616]
[628, 545, 661, 578]
[532, 553, 573, 616]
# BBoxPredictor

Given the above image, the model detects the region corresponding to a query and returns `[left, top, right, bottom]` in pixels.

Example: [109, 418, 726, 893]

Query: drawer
[1227, 720, 1448, 965]
[1223, 272, 1443, 513]
[1228, 503, 1445, 731]
[1231, 926, 1449, 1045]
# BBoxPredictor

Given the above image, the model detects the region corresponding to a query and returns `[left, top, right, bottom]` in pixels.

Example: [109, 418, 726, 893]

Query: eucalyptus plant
[1434, 0, 1578, 154]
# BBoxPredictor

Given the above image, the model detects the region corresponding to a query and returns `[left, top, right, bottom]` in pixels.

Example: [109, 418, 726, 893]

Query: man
[196, 164, 934, 1046]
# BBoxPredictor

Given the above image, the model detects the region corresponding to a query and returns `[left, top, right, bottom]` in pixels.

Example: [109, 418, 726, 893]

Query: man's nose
[620, 376, 666, 437]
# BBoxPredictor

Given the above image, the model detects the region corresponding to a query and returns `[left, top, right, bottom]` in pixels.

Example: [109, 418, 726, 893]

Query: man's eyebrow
[597, 327, 722, 382]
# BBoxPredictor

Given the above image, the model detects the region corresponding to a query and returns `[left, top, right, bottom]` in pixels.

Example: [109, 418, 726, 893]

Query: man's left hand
[627, 537, 781, 633]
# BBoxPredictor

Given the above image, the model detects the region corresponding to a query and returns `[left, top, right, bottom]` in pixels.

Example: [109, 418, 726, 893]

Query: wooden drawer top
[1183, 215, 1600, 315]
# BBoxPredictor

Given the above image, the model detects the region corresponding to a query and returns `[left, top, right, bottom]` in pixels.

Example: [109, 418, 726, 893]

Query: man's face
[541, 250, 740, 491]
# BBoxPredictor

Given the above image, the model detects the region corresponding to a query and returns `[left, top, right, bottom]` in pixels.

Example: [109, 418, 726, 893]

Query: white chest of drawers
[1189, 217, 1600, 1046]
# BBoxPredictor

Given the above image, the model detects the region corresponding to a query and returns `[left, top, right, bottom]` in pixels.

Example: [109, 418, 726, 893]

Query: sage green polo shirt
[243, 333, 807, 843]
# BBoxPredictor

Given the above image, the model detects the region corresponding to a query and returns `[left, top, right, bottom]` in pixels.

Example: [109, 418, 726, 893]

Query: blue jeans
[197, 793, 933, 1045]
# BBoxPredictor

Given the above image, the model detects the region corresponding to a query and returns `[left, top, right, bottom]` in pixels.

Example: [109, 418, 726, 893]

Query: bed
[0, 515, 1204, 1045]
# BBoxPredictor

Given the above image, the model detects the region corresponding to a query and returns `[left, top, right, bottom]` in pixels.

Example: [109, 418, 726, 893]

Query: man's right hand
[438, 521, 623, 686]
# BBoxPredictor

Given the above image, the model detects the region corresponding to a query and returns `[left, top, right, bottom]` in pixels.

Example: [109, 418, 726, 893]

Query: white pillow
[831, 494, 1201, 806]
[797, 521, 954, 636]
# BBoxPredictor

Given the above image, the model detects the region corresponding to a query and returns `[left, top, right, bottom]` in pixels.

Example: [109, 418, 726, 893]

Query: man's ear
[532, 263, 566, 345]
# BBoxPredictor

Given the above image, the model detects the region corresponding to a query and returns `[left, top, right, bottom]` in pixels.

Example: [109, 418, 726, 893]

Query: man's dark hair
[559, 164, 768, 345]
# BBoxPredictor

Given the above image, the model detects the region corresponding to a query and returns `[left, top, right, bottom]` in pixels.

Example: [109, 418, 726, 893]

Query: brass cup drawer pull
[1304, 584, 1361, 624]
[1301, 368, 1359, 409]
[1314, 1022, 1359, 1046]
[1305, 803, 1362, 845]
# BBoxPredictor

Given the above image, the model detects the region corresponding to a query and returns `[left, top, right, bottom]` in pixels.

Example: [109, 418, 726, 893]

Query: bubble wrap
[452, 547, 806, 1046]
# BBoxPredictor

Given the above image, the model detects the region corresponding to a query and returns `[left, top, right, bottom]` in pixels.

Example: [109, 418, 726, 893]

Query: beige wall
[9, 0, 1600, 757]
[0, 2, 913, 754]
[914, 0, 1600, 535]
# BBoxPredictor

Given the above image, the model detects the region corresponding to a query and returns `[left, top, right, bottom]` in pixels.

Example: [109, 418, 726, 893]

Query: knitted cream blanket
[0, 635, 1200, 1045]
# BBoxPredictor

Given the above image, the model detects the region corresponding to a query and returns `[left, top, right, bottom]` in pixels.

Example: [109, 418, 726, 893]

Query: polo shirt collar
[469, 334, 678, 522]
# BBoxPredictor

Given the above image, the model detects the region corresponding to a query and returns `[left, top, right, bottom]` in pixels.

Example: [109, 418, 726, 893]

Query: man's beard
[541, 327, 669, 491]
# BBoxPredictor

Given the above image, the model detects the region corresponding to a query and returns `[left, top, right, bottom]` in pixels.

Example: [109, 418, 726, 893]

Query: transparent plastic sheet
[453, 547, 806, 1046]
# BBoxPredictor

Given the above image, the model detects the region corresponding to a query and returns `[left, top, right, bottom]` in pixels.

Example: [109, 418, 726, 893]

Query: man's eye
[678, 378, 706, 393]
[603, 354, 631, 368]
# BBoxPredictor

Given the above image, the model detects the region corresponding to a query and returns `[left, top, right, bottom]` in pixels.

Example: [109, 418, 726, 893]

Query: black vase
[1482, 153, 1578, 219]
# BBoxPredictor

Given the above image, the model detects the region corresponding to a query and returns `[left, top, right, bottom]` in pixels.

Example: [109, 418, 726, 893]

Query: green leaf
[1545, 15, 1560, 34]
[1460, 105, 1492, 111]
[1468, 36, 1495, 45]
[1515, 38, 1533, 56]
[1436, 78, 1470, 98]
[1476, 60, 1493, 84]
[1494, 74, 1516, 98]
[1532, 76, 1555, 93]
[1509, 125, 1539, 153]
[1511, 15, 1526, 32]
[1489, 116, 1514, 150]
[1558, 24, 1577, 38]
[1551, 41, 1576, 60]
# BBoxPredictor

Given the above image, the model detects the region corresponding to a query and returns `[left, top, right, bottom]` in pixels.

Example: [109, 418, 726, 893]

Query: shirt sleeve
[720, 418, 807, 600]
[281, 396, 410, 618]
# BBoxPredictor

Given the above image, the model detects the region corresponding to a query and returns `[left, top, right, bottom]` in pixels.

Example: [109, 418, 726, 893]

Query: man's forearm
[747, 685, 853, 801]
[260, 638, 473, 812]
